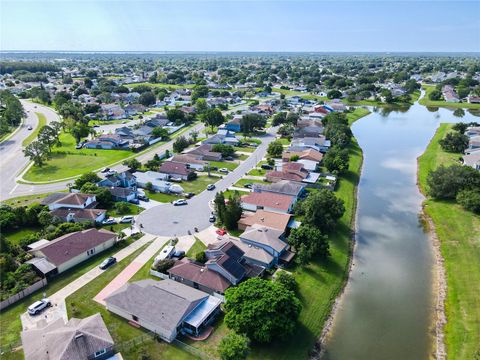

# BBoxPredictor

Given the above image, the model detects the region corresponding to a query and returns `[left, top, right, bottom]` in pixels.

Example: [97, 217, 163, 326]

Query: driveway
[136, 128, 277, 237]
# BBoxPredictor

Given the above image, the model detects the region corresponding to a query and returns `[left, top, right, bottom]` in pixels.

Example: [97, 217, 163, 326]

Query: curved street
[137, 128, 276, 237]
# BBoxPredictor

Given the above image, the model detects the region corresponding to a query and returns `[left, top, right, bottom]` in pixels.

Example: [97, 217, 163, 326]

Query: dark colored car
[261, 164, 273, 170]
[129, 198, 140, 205]
[99, 257, 116, 270]
[172, 250, 185, 259]
[244, 183, 253, 189]
[184, 192, 194, 199]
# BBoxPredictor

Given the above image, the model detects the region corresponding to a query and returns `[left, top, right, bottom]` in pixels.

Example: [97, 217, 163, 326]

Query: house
[21, 313, 114, 360]
[168, 260, 232, 295]
[115, 126, 135, 139]
[184, 144, 222, 161]
[468, 136, 480, 151]
[289, 136, 331, 153]
[282, 149, 323, 163]
[43, 192, 97, 211]
[240, 225, 294, 265]
[237, 210, 292, 232]
[205, 241, 247, 285]
[133, 171, 184, 193]
[170, 154, 208, 171]
[84, 134, 130, 150]
[50, 208, 107, 224]
[158, 161, 195, 181]
[124, 104, 146, 116]
[266, 162, 310, 183]
[225, 116, 242, 132]
[468, 95, 480, 104]
[105, 279, 222, 342]
[253, 180, 306, 199]
[101, 104, 125, 120]
[207, 239, 274, 270]
[144, 118, 169, 128]
[97, 171, 137, 189]
[463, 151, 480, 170]
[108, 186, 137, 202]
[27, 229, 117, 276]
[202, 133, 240, 146]
[241, 192, 296, 214]
[294, 124, 324, 138]
[442, 85, 460, 103]
[465, 126, 480, 138]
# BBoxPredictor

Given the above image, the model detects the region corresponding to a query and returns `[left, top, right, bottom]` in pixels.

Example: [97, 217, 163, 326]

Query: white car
[105, 170, 117, 176]
[120, 216, 134, 223]
[28, 298, 51, 315]
[218, 168, 229, 174]
[207, 184, 216, 191]
[102, 218, 117, 225]
[173, 199, 187, 206]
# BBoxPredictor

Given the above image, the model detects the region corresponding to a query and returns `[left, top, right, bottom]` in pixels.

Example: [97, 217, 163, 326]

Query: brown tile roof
[241, 192, 294, 212]
[283, 149, 323, 162]
[168, 261, 231, 293]
[50, 208, 106, 221]
[158, 161, 193, 176]
[266, 162, 309, 182]
[31, 229, 116, 266]
[171, 154, 208, 166]
[53, 193, 95, 206]
[238, 210, 292, 231]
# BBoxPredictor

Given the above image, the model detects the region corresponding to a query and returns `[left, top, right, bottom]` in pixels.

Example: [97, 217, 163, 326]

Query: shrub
[218, 332, 250, 360]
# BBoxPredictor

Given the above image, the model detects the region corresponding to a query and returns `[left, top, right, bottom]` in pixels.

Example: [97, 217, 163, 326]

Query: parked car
[184, 192, 194, 199]
[75, 143, 84, 149]
[102, 218, 117, 225]
[216, 228, 227, 236]
[138, 194, 149, 201]
[209, 166, 218, 171]
[101, 167, 110, 173]
[173, 199, 187, 206]
[207, 184, 216, 191]
[129, 198, 140, 205]
[209, 214, 216, 223]
[218, 168, 229, 174]
[120, 216, 134, 223]
[261, 164, 273, 170]
[93, 125, 100, 128]
[172, 250, 185, 259]
[28, 298, 51, 315]
[105, 170, 117, 176]
[99, 257, 116, 270]
[225, 156, 234, 161]
[243, 183, 253, 189]
[27, 125, 33, 130]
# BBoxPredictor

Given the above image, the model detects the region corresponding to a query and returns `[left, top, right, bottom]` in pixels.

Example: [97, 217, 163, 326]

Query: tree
[277, 123, 294, 137]
[37, 210, 53, 227]
[223, 192, 243, 230]
[429, 89, 442, 101]
[53, 91, 72, 108]
[195, 251, 207, 263]
[138, 91, 156, 106]
[191, 85, 209, 101]
[452, 122, 468, 133]
[153, 259, 175, 273]
[195, 98, 208, 114]
[288, 224, 329, 261]
[323, 146, 350, 173]
[167, 109, 185, 124]
[38, 125, 59, 151]
[327, 90, 342, 99]
[274, 271, 298, 293]
[218, 333, 250, 360]
[190, 130, 199, 143]
[23, 140, 49, 166]
[80, 182, 112, 207]
[212, 144, 235, 158]
[240, 113, 266, 134]
[456, 190, 480, 214]
[214, 192, 227, 224]
[224, 278, 301, 343]
[427, 165, 480, 199]
[286, 112, 299, 125]
[123, 159, 141, 172]
[439, 132, 469, 153]
[201, 108, 225, 132]
[267, 140, 283, 158]
[145, 182, 154, 192]
[71, 123, 90, 144]
[302, 189, 345, 232]
[272, 112, 287, 126]
[172, 136, 190, 153]
[151, 127, 169, 140]
[74, 172, 101, 189]
[114, 202, 130, 215]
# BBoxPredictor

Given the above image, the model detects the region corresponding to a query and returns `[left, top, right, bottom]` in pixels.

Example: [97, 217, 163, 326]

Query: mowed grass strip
[22, 112, 46, 146]
[419, 85, 480, 109]
[418, 123, 480, 360]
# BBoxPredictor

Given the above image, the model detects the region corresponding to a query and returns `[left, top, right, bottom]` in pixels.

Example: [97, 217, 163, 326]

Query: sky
[1, 0, 479, 52]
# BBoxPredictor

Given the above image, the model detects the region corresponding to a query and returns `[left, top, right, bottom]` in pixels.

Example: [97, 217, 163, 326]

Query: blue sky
[1, 1, 479, 52]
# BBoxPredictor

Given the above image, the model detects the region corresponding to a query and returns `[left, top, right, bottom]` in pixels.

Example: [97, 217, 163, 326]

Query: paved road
[0, 101, 60, 200]
[136, 127, 276, 236]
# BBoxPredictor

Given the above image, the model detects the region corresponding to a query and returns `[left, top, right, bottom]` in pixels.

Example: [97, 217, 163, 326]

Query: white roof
[27, 239, 50, 250]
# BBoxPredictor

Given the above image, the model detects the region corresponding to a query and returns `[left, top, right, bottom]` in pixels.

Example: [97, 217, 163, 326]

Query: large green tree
[201, 108, 225, 132]
[301, 189, 345, 232]
[224, 278, 301, 343]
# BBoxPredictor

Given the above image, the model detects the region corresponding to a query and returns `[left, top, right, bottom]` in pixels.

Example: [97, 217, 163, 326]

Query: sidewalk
[20, 234, 155, 331]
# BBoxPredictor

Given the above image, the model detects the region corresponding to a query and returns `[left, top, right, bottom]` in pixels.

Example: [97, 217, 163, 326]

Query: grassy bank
[419, 85, 480, 109]
[22, 112, 46, 146]
[417, 123, 480, 360]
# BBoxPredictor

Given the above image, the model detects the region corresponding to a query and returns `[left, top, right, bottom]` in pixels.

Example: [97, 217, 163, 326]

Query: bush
[114, 202, 131, 215]
[427, 165, 480, 199]
[456, 190, 480, 214]
[439, 132, 469, 153]
[195, 251, 207, 263]
[274, 271, 298, 293]
[153, 259, 175, 273]
[218, 332, 250, 360]
[267, 140, 283, 158]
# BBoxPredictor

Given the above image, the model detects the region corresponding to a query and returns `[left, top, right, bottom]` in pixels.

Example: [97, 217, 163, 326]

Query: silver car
[28, 298, 51, 315]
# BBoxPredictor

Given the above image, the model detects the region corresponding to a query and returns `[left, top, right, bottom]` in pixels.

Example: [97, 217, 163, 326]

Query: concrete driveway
[136, 128, 276, 237]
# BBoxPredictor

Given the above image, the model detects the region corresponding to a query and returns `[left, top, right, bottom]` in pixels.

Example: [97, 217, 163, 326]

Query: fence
[149, 269, 169, 280]
[0, 278, 48, 311]
[173, 339, 214, 360]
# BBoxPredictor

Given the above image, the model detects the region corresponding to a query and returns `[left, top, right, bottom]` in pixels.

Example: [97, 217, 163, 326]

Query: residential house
[241, 192, 296, 214]
[468, 95, 480, 104]
[237, 209, 293, 232]
[442, 85, 460, 103]
[463, 150, 480, 170]
[84, 134, 130, 150]
[133, 171, 184, 193]
[282, 149, 323, 163]
[44, 193, 97, 211]
[202, 132, 240, 146]
[124, 104, 146, 116]
[253, 179, 306, 199]
[168, 260, 232, 295]
[108, 187, 137, 202]
[21, 313, 114, 360]
[185, 144, 222, 161]
[170, 154, 208, 171]
[225, 116, 242, 132]
[27, 229, 117, 276]
[207, 239, 274, 270]
[239, 225, 294, 265]
[105, 279, 222, 342]
[158, 161, 195, 181]
[266, 162, 310, 183]
[205, 241, 247, 285]
[468, 135, 480, 151]
[293, 122, 324, 138]
[101, 104, 125, 120]
[97, 171, 137, 189]
[50, 208, 106, 224]
[465, 126, 480, 138]
[289, 136, 331, 153]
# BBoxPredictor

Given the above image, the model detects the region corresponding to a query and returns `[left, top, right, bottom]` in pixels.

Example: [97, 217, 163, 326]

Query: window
[132, 315, 139, 321]
[94, 348, 107, 358]
[193, 282, 199, 289]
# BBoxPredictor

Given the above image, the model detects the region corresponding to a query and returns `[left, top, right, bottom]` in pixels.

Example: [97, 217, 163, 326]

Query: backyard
[419, 85, 480, 109]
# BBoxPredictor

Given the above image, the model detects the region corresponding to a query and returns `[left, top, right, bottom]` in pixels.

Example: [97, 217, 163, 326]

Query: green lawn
[2, 192, 67, 207]
[22, 112, 46, 146]
[106, 203, 143, 217]
[64, 243, 193, 360]
[129, 242, 169, 283]
[146, 190, 179, 203]
[346, 107, 371, 125]
[186, 238, 207, 259]
[23, 132, 132, 182]
[277, 138, 291, 145]
[0, 238, 137, 347]
[418, 123, 480, 360]
[3, 227, 41, 246]
[247, 167, 267, 177]
[125, 82, 195, 90]
[234, 178, 268, 188]
[234, 146, 255, 153]
[208, 161, 239, 171]
[419, 85, 480, 109]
